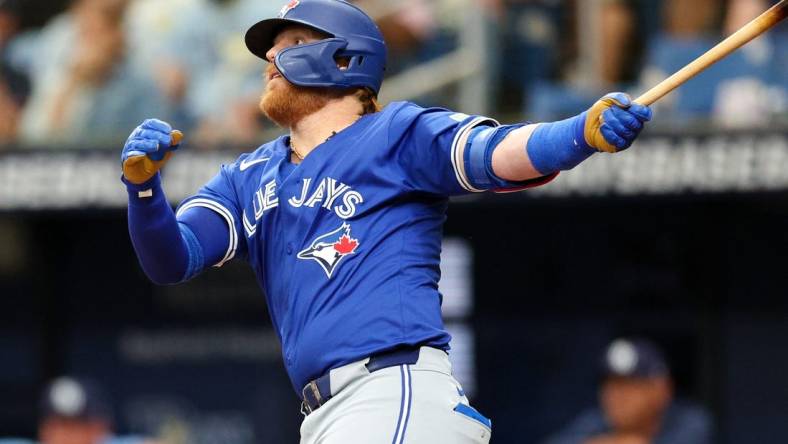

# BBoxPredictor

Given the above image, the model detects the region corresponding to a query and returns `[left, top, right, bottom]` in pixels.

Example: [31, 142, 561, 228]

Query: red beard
[259, 65, 346, 127]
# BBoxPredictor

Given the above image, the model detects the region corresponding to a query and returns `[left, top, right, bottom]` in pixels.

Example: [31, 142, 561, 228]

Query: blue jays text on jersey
[175, 101, 555, 393]
[245, 175, 365, 228]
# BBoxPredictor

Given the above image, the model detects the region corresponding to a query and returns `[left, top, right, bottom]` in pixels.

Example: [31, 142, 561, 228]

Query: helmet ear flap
[274, 37, 385, 93]
[275, 38, 350, 87]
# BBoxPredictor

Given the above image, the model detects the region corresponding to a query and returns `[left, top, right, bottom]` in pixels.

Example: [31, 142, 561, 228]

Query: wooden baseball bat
[635, 0, 788, 106]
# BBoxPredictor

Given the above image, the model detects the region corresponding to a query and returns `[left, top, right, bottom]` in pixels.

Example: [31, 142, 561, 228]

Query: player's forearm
[125, 174, 196, 285]
[122, 120, 230, 284]
[492, 93, 654, 181]
[491, 116, 596, 181]
[491, 124, 547, 181]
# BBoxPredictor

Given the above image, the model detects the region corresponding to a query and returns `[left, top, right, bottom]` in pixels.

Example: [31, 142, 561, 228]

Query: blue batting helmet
[245, 0, 387, 94]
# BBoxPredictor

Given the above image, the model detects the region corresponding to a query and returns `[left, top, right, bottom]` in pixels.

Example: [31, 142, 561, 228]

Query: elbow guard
[463, 124, 525, 191]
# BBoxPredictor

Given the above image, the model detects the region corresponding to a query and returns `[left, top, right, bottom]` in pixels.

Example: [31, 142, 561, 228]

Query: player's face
[259, 26, 346, 127]
[600, 376, 672, 432]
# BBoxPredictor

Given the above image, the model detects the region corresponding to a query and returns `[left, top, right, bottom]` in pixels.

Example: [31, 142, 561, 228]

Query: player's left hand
[122, 119, 184, 185]
[583, 92, 652, 153]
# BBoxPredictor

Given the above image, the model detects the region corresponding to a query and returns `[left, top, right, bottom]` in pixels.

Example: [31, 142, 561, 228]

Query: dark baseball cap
[600, 338, 669, 379]
[41, 377, 113, 422]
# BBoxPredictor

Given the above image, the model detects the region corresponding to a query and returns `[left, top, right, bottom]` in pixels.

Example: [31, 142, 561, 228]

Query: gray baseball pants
[299, 347, 492, 444]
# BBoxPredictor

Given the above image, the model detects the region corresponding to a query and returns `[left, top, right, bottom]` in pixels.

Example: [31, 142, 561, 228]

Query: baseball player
[120, 1, 652, 443]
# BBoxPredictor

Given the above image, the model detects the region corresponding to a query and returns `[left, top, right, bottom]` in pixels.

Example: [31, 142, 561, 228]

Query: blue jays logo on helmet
[278, 0, 299, 18]
[297, 223, 360, 278]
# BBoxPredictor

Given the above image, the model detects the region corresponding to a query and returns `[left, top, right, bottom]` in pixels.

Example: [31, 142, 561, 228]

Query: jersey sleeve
[175, 163, 246, 266]
[391, 104, 554, 196]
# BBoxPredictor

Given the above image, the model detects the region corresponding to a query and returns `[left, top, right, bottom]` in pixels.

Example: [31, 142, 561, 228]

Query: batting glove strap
[122, 173, 163, 202]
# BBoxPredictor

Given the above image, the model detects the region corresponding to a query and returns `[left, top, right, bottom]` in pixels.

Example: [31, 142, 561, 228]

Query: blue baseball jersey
[177, 101, 554, 392]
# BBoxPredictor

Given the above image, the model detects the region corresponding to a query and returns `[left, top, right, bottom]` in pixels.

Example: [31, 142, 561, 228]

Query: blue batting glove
[122, 119, 183, 185]
[582, 92, 653, 153]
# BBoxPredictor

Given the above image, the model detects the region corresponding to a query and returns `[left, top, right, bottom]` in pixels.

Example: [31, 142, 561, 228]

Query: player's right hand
[583, 92, 652, 153]
[122, 119, 184, 185]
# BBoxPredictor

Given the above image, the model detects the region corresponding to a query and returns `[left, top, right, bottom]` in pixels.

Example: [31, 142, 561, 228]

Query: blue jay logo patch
[298, 223, 360, 278]
[278, 0, 300, 18]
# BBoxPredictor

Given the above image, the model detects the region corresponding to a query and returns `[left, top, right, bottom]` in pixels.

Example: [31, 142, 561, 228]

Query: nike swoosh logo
[239, 157, 270, 172]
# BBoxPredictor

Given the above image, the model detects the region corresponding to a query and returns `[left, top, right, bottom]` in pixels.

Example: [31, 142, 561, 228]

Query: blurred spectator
[0, 0, 28, 143]
[541, 338, 712, 444]
[638, 0, 787, 127]
[18, 0, 170, 146]
[778, 19, 788, 111]
[125, 0, 201, 130]
[497, 0, 566, 111]
[366, 0, 472, 108]
[39, 377, 114, 444]
[138, 0, 279, 147]
[636, 0, 722, 122]
[0, 376, 158, 444]
[522, 0, 614, 120]
[711, 0, 788, 126]
[361, 0, 439, 70]
[598, 0, 636, 86]
[523, 0, 661, 120]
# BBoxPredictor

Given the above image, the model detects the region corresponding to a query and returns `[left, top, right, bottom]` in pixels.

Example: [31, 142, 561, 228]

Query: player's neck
[290, 96, 363, 160]
[290, 95, 362, 157]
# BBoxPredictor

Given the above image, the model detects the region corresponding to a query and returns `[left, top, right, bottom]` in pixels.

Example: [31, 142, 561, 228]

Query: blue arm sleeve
[126, 174, 189, 285]
[526, 114, 597, 175]
[125, 174, 230, 284]
[178, 205, 231, 271]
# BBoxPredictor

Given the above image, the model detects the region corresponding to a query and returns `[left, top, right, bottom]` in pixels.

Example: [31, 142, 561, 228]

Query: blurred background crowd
[0, 0, 786, 149]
